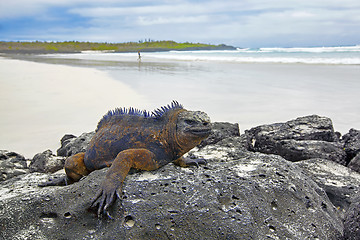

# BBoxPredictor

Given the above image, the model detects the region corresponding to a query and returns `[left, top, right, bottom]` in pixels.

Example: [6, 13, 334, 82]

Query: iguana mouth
[189, 127, 212, 136]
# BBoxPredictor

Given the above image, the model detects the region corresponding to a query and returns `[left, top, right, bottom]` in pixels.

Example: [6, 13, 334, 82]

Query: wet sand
[0, 57, 146, 158]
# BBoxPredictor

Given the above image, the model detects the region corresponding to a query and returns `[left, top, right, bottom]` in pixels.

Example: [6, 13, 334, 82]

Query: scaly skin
[39, 101, 211, 218]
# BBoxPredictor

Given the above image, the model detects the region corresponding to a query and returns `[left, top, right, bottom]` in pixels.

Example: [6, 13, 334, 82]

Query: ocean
[141, 45, 360, 65]
[43, 45, 360, 64]
[2, 46, 360, 156]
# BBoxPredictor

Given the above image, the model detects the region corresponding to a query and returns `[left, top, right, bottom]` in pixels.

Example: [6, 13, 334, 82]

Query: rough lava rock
[344, 193, 360, 240]
[0, 150, 28, 181]
[198, 122, 240, 148]
[0, 139, 343, 239]
[273, 139, 346, 164]
[294, 158, 360, 219]
[59, 134, 77, 146]
[348, 152, 360, 173]
[3, 117, 360, 239]
[342, 128, 360, 163]
[56, 132, 95, 157]
[342, 128, 360, 173]
[245, 115, 346, 165]
[29, 150, 66, 173]
[246, 115, 339, 143]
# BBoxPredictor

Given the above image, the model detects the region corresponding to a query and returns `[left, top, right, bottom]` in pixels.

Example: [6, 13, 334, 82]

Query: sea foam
[147, 45, 360, 65]
[42, 45, 360, 65]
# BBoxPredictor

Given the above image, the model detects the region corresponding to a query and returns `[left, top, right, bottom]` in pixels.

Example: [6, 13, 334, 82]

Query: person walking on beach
[138, 51, 141, 61]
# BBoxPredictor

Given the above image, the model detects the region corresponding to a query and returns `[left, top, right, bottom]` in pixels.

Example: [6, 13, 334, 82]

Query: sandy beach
[1, 53, 360, 158]
[0, 57, 147, 158]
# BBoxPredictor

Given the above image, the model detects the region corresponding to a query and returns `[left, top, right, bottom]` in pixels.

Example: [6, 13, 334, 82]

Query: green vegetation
[0, 40, 234, 53]
[45, 45, 59, 52]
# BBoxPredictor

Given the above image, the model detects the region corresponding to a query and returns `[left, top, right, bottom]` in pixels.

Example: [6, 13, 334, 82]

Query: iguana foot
[91, 183, 122, 219]
[38, 176, 74, 187]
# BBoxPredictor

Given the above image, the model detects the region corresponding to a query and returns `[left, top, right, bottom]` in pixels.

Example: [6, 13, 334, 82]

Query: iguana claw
[91, 184, 121, 219]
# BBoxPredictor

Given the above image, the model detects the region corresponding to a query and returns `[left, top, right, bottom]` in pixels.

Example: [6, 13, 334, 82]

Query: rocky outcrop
[343, 129, 360, 173]
[246, 115, 339, 143]
[348, 152, 360, 173]
[198, 122, 240, 148]
[29, 150, 65, 173]
[0, 139, 343, 239]
[245, 115, 347, 165]
[0, 150, 28, 181]
[344, 194, 360, 240]
[342, 128, 360, 161]
[2, 116, 360, 239]
[56, 132, 95, 157]
[294, 158, 360, 219]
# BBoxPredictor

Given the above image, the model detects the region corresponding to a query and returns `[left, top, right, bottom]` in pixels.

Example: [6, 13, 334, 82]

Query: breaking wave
[148, 45, 360, 65]
[44, 45, 360, 65]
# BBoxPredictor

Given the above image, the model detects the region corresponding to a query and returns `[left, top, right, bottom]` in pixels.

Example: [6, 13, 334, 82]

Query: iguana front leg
[91, 148, 159, 218]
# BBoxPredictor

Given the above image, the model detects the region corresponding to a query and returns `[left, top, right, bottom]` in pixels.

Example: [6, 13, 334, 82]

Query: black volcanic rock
[29, 150, 65, 173]
[57, 132, 95, 157]
[348, 152, 360, 173]
[342, 128, 360, 164]
[245, 115, 346, 164]
[59, 134, 77, 146]
[4, 116, 360, 239]
[295, 158, 360, 219]
[0, 139, 344, 239]
[272, 139, 346, 164]
[198, 122, 240, 148]
[344, 193, 360, 240]
[0, 150, 28, 181]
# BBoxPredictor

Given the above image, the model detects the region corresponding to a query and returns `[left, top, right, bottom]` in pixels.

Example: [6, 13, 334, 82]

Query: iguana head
[177, 111, 211, 137]
[175, 110, 211, 154]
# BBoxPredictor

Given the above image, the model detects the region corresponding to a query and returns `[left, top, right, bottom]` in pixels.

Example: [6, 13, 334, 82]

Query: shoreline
[0, 57, 147, 158]
[1, 54, 360, 157]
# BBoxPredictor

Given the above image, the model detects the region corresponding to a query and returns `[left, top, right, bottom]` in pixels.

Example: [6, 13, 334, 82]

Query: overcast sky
[0, 0, 359, 47]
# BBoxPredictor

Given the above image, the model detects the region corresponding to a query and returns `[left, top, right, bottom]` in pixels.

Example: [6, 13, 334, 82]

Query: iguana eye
[184, 119, 197, 125]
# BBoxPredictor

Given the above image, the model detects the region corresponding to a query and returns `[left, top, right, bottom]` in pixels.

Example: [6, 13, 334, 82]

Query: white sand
[0, 57, 147, 158]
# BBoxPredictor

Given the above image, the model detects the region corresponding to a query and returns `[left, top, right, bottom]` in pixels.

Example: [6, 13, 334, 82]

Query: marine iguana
[40, 101, 211, 217]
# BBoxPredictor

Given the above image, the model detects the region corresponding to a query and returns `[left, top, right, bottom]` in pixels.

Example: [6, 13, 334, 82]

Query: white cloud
[68, 2, 233, 18]
[136, 15, 209, 26]
[1, 0, 360, 46]
[291, 11, 315, 18]
[0, 0, 131, 19]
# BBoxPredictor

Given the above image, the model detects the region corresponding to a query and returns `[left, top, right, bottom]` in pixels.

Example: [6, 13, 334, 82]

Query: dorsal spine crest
[96, 100, 183, 131]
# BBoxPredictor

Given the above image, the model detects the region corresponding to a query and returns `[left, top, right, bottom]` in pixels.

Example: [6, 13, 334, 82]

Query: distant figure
[138, 51, 141, 61]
